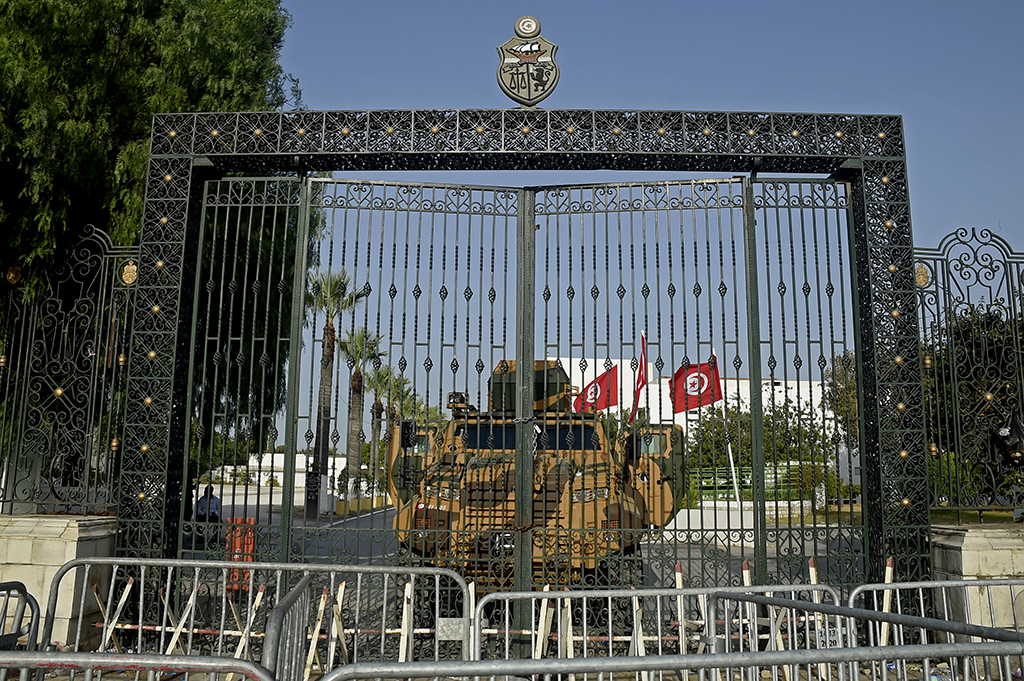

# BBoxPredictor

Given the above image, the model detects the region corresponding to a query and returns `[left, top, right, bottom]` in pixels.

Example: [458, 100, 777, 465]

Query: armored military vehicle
[386, 360, 686, 590]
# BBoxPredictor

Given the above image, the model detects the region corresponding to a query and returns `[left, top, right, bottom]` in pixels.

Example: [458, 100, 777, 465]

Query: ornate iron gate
[170, 173, 867, 590]
[0, 226, 137, 513]
[914, 228, 1024, 519]
[105, 108, 925, 587]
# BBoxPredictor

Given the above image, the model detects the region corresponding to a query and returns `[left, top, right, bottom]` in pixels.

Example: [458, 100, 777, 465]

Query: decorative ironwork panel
[117, 156, 195, 557]
[179, 178, 304, 561]
[0, 226, 137, 513]
[915, 228, 1024, 518]
[750, 180, 864, 587]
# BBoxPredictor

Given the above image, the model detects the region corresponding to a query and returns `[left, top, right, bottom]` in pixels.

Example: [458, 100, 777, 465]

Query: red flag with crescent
[629, 332, 647, 424]
[573, 365, 619, 413]
[671, 360, 723, 412]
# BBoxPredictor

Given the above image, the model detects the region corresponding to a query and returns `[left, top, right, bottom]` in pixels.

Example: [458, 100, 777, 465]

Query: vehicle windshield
[456, 423, 600, 452]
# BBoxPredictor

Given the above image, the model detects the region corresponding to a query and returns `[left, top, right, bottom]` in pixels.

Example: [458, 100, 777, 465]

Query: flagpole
[714, 348, 742, 510]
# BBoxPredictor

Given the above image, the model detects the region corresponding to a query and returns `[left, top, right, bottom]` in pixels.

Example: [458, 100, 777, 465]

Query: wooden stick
[742, 559, 757, 652]
[674, 562, 689, 681]
[328, 582, 348, 668]
[880, 556, 895, 646]
[101, 578, 134, 653]
[398, 581, 413, 663]
[163, 586, 198, 655]
[557, 588, 575, 676]
[157, 589, 188, 656]
[629, 588, 648, 681]
[225, 585, 266, 681]
[534, 585, 553, 659]
[92, 585, 121, 653]
[303, 588, 329, 681]
[808, 557, 828, 679]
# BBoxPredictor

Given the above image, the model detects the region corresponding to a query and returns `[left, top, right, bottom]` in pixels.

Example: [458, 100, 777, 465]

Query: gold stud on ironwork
[253, 129, 262, 137]
[901, 498, 911, 507]
[835, 131, 844, 138]
[891, 309, 900, 319]
[341, 127, 350, 136]
[747, 129, 756, 136]
[210, 130, 219, 138]
[140, 444, 149, 453]
[703, 128, 712, 136]
[385, 127, 395, 135]
[163, 175, 172, 183]
[54, 388, 64, 397]
[878, 132, 887, 140]
[985, 393, 995, 402]
[894, 356, 904, 365]
[881, 176, 891, 185]
[118, 353, 127, 366]
[155, 261, 164, 269]
[168, 131, 176, 138]
[567, 126, 576, 135]
[430, 126, 439, 134]
[0, 355, 6, 368]
[929, 443, 938, 455]
[897, 402, 906, 412]
[612, 127, 621, 135]
[144, 397, 153, 406]
[111, 438, 119, 450]
[521, 126, 530, 135]
[791, 130, 800, 138]
[297, 128, 306, 136]
[900, 450, 909, 459]
[888, 264, 897, 273]
[159, 217, 168, 225]
[924, 356, 933, 369]
[476, 126, 485, 135]
[148, 351, 156, 360]
[658, 128, 667, 136]
[885, 220, 894, 229]
[151, 305, 160, 314]
[137, 492, 147, 501]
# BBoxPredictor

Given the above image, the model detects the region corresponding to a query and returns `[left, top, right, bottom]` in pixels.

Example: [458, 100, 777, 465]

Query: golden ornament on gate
[121, 260, 138, 285]
[6, 265, 21, 285]
[915, 263, 929, 287]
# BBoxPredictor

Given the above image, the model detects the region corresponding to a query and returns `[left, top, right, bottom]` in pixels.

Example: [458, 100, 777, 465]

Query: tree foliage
[822, 350, 860, 447]
[0, 0, 299, 276]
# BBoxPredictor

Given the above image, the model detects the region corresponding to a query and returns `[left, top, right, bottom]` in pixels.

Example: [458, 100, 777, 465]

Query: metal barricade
[0, 582, 39, 651]
[473, 583, 840, 660]
[0, 650, 274, 681]
[712, 592, 1024, 681]
[40, 558, 470, 671]
[319, 642, 1024, 681]
[850, 578, 1024, 637]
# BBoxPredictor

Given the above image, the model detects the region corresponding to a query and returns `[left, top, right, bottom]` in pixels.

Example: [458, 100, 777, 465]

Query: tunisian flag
[671, 360, 723, 412]
[629, 332, 647, 424]
[573, 365, 619, 413]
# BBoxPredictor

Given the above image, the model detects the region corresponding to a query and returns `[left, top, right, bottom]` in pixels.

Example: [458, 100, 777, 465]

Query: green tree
[305, 271, 368, 515]
[685, 398, 834, 501]
[0, 0, 298, 276]
[822, 350, 860, 447]
[338, 327, 385, 498]
[365, 366, 411, 495]
[922, 304, 1023, 503]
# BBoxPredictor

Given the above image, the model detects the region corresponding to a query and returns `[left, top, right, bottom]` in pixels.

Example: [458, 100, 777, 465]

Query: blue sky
[279, 0, 1024, 249]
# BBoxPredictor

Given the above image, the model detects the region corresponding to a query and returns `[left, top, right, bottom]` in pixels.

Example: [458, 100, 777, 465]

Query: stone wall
[931, 524, 1024, 631]
[0, 515, 117, 649]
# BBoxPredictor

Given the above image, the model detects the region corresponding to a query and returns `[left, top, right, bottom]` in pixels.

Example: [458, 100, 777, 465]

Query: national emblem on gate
[497, 16, 560, 107]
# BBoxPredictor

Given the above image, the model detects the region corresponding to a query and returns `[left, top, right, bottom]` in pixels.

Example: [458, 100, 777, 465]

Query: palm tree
[339, 327, 386, 499]
[306, 271, 367, 517]
[365, 366, 411, 494]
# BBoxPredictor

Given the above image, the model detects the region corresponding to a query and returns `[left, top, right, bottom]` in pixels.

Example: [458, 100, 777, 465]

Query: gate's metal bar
[742, 177, 767, 582]
[513, 188, 537, 654]
[279, 177, 311, 558]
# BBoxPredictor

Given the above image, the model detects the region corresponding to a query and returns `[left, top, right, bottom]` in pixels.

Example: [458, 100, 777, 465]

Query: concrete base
[0, 515, 117, 649]
[931, 524, 1024, 630]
